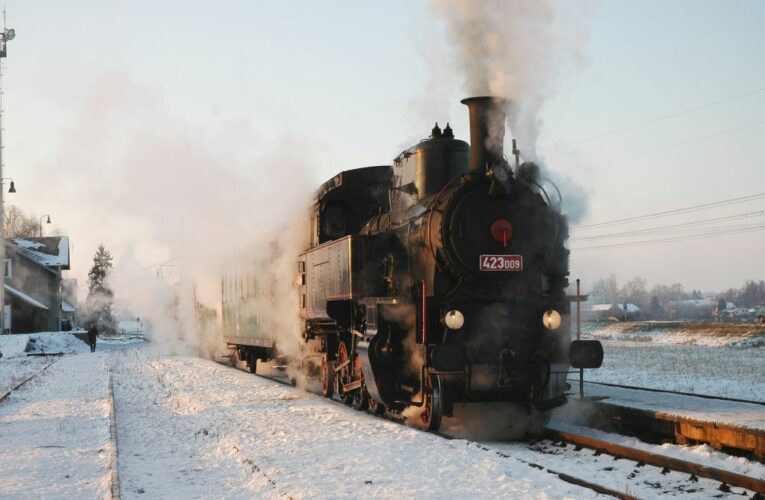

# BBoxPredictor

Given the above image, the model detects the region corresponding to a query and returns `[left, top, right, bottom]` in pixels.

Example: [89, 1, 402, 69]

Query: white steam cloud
[430, 0, 595, 222]
[38, 71, 316, 357]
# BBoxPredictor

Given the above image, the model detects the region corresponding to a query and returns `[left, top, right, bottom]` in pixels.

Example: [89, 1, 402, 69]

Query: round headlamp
[444, 309, 465, 330]
[542, 309, 562, 330]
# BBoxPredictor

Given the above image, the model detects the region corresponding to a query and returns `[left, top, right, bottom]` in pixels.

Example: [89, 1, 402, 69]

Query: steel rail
[0, 358, 59, 403]
[108, 370, 121, 500]
[550, 428, 765, 494]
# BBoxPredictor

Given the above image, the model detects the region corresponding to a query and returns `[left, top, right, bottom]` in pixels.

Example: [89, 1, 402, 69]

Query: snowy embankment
[111, 350, 592, 499]
[0, 352, 114, 498]
[580, 322, 765, 402]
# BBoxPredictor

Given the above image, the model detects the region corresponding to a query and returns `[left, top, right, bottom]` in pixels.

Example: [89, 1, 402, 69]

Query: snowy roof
[11, 236, 70, 270]
[591, 304, 615, 312]
[61, 300, 76, 313]
[590, 303, 642, 312]
[673, 299, 713, 307]
[5, 284, 49, 310]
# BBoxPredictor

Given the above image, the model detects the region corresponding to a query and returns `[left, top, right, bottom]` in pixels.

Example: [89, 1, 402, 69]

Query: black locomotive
[225, 96, 602, 431]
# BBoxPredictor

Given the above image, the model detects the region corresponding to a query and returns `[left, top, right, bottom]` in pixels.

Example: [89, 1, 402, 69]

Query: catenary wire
[570, 120, 765, 171]
[574, 192, 765, 230]
[554, 85, 765, 149]
[572, 224, 765, 251]
[570, 210, 765, 241]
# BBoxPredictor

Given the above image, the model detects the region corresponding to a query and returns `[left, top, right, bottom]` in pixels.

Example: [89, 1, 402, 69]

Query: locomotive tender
[224, 96, 602, 431]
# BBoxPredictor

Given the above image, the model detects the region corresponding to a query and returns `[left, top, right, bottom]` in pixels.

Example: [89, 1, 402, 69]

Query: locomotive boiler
[224, 96, 603, 431]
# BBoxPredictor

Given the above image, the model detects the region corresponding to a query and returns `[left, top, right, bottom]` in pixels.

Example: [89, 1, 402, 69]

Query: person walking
[87, 323, 98, 353]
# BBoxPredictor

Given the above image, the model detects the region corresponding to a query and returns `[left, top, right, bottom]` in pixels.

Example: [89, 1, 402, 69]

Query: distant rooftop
[10, 236, 70, 270]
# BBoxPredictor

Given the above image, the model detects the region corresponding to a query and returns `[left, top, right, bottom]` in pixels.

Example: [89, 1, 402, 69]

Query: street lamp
[1, 177, 16, 193]
[39, 214, 51, 237]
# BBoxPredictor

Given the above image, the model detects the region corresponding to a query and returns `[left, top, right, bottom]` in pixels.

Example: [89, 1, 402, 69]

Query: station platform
[556, 381, 765, 461]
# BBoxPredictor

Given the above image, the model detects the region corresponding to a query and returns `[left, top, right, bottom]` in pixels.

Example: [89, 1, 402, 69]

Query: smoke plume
[430, 0, 594, 222]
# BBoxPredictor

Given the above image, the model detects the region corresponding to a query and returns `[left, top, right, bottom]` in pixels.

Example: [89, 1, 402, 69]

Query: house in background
[3, 236, 71, 333]
[583, 303, 647, 322]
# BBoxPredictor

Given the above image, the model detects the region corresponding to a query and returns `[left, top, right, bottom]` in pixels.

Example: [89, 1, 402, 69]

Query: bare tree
[619, 276, 649, 310]
[4, 205, 41, 239]
[589, 274, 619, 304]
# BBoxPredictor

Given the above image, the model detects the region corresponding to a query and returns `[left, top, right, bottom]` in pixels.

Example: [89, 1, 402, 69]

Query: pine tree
[86, 244, 116, 334]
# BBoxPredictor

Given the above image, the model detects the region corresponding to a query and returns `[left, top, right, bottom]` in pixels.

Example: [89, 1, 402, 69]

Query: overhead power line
[571, 120, 765, 171]
[575, 192, 765, 230]
[572, 224, 765, 251]
[556, 85, 765, 149]
[570, 210, 765, 241]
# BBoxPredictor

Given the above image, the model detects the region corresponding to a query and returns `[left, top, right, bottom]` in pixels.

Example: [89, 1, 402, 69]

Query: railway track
[223, 358, 763, 498]
[108, 370, 121, 500]
[548, 427, 765, 495]
[0, 357, 59, 404]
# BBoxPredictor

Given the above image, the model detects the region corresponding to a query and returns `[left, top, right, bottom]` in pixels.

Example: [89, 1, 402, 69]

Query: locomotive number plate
[479, 255, 523, 271]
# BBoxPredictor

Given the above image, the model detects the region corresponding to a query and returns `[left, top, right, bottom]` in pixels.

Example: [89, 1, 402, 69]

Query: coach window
[4, 258, 11, 279]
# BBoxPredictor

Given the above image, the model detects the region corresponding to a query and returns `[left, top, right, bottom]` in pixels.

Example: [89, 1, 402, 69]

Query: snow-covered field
[582, 322, 765, 402]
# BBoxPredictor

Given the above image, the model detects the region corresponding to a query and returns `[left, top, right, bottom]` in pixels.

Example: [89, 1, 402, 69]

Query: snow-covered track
[550, 426, 765, 494]
[0, 358, 58, 404]
[108, 370, 121, 500]
[469, 442, 638, 500]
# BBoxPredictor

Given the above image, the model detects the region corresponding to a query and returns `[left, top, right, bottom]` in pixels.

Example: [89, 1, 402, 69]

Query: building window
[4, 258, 11, 279]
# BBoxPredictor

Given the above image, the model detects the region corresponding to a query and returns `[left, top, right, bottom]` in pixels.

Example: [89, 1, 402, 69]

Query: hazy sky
[4, 0, 764, 298]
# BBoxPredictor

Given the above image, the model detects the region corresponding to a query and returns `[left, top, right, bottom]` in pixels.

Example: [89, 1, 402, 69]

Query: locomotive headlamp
[542, 309, 562, 330]
[444, 309, 465, 330]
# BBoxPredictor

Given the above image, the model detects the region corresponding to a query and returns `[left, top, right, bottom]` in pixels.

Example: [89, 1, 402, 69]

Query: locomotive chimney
[461, 96, 508, 175]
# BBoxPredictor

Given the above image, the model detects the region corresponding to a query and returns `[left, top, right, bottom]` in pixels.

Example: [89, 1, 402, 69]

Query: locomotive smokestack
[461, 96, 508, 175]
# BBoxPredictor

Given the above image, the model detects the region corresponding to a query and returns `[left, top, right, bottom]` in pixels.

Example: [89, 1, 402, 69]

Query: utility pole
[0, 13, 15, 333]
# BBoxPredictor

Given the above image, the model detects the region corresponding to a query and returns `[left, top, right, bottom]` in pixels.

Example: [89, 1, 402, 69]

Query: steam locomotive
[223, 96, 602, 431]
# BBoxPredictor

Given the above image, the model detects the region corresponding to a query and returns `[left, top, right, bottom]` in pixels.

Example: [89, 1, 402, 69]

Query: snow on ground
[0, 332, 89, 397]
[0, 352, 113, 499]
[0, 334, 30, 359]
[0, 332, 89, 358]
[581, 341, 765, 402]
[111, 349, 593, 499]
[579, 322, 765, 402]
[569, 381, 765, 431]
[0, 357, 51, 396]
[0, 334, 765, 499]
[583, 321, 765, 347]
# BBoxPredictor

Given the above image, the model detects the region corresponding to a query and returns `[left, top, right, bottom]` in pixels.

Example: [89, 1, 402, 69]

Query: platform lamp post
[39, 214, 51, 237]
[0, 23, 15, 333]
